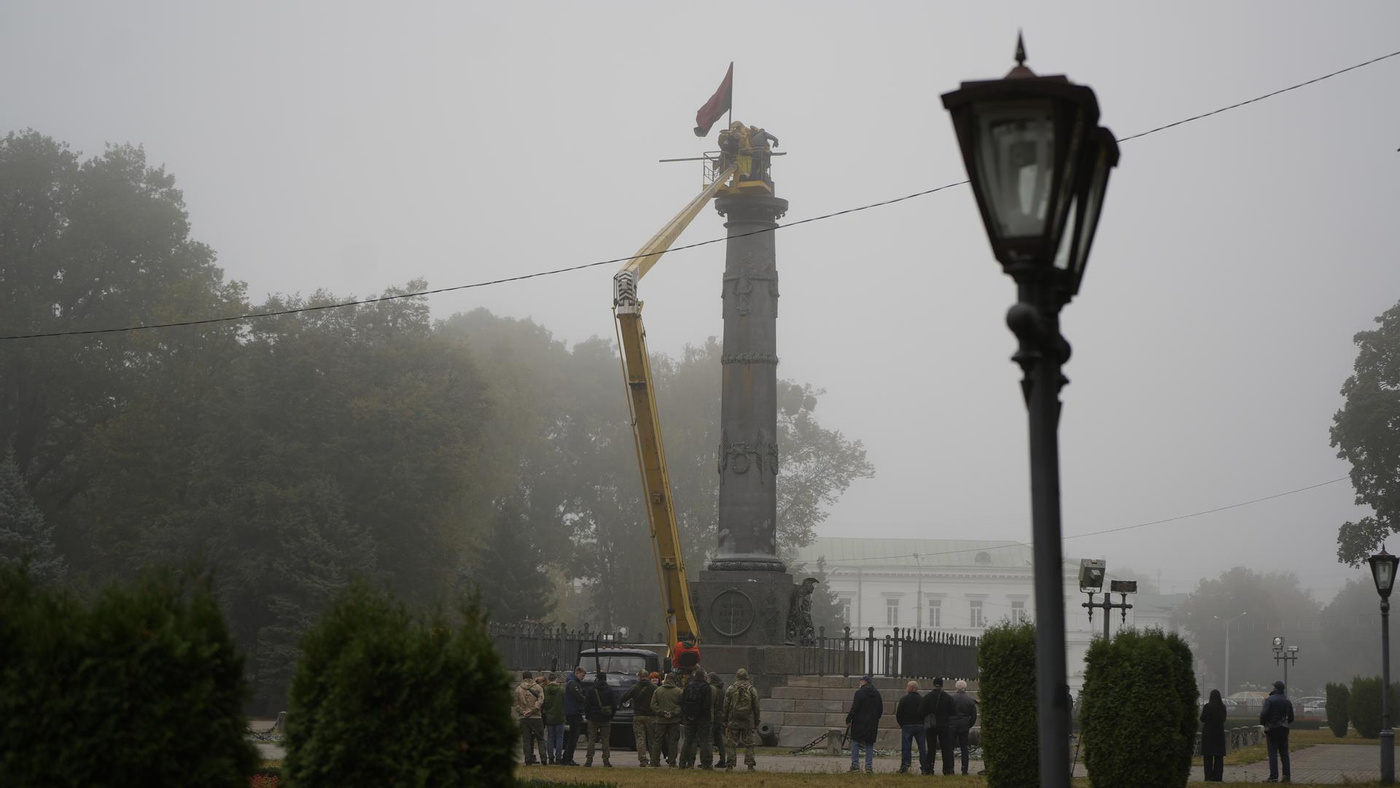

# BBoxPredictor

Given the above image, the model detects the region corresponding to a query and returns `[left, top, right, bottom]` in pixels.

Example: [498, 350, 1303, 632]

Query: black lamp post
[942, 36, 1118, 788]
[1371, 547, 1399, 784]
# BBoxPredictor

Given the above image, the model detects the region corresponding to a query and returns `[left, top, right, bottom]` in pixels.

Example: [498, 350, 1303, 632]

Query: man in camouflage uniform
[708, 672, 727, 768]
[618, 669, 656, 766]
[649, 672, 684, 767]
[512, 671, 547, 765]
[724, 667, 761, 771]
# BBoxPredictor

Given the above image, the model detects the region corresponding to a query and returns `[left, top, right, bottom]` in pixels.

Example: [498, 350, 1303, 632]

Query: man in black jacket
[583, 672, 615, 767]
[895, 680, 928, 774]
[846, 675, 884, 773]
[1260, 680, 1295, 783]
[921, 677, 955, 775]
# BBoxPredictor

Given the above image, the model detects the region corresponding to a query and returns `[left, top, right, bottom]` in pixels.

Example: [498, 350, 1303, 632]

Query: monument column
[690, 189, 796, 651]
[709, 193, 789, 572]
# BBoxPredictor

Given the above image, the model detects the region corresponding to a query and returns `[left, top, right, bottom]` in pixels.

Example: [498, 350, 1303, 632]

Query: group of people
[1199, 679, 1295, 783]
[853, 676, 977, 775]
[512, 663, 764, 771]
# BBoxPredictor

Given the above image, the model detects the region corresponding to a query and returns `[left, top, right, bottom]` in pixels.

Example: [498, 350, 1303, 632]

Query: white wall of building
[795, 537, 1184, 695]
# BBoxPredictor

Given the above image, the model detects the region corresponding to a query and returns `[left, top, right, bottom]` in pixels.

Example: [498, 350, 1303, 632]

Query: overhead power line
[816, 476, 1350, 566]
[4, 48, 1398, 342]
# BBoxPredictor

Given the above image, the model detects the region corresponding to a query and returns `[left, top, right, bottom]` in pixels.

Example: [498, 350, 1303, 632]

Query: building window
[1011, 600, 1027, 623]
[886, 598, 899, 626]
[970, 600, 985, 628]
[839, 598, 852, 626]
[928, 599, 942, 628]
[975, 551, 992, 565]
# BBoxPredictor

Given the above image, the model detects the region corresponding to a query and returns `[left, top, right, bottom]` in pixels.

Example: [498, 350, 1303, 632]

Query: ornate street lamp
[942, 36, 1119, 788]
[1370, 547, 1399, 784]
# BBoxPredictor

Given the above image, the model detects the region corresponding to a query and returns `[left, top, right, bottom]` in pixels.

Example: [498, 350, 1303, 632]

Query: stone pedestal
[691, 569, 795, 649]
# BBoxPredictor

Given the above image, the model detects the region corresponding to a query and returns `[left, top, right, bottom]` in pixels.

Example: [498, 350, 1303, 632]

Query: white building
[793, 536, 1185, 694]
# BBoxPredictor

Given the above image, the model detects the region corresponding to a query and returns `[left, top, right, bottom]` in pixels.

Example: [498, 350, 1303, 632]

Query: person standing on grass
[618, 670, 656, 767]
[561, 666, 587, 766]
[513, 671, 546, 765]
[651, 672, 684, 767]
[582, 671, 615, 768]
[542, 672, 565, 765]
[708, 672, 728, 768]
[895, 680, 928, 774]
[1200, 689, 1227, 782]
[950, 679, 978, 775]
[847, 675, 883, 773]
[724, 667, 761, 771]
[921, 676, 955, 774]
[679, 668, 714, 768]
[1260, 680, 1294, 783]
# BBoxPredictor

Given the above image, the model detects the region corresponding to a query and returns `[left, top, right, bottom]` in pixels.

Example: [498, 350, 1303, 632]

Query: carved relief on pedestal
[709, 588, 755, 638]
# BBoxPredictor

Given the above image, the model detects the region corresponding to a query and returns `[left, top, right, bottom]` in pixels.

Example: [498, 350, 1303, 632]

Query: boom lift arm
[612, 163, 736, 664]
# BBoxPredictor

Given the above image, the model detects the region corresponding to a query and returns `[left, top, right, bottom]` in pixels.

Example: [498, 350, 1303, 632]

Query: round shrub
[1326, 681, 1350, 738]
[977, 620, 1038, 788]
[1080, 628, 1196, 788]
[0, 567, 258, 786]
[284, 582, 514, 786]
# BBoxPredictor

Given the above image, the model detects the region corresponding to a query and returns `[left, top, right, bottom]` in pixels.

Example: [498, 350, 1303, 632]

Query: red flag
[693, 63, 733, 137]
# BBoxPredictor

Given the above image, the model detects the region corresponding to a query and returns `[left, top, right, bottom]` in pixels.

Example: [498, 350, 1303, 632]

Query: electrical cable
[3, 47, 1397, 342]
[815, 476, 1350, 565]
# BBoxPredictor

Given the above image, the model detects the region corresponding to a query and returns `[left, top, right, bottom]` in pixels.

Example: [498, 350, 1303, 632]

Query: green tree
[1080, 629, 1196, 788]
[1333, 299, 1400, 565]
[467, 500, 555, 624]
[977, 620, 1038, 788]
[0, 131, 245, 512]
[1319, 576, 1394, 689]
[0, 450, 64, 582]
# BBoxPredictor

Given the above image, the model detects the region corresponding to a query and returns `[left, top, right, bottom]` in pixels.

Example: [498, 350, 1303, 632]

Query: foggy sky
[5, 1, 1399, 604]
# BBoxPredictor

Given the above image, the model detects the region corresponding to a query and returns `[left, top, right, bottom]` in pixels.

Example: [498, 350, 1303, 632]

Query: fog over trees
[0, 131, 873, 709]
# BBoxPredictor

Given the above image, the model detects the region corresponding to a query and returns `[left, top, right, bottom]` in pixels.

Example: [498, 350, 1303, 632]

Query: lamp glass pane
[1072, 143, 1111, 279]
[974, 102, 1055, 239]
[1052, 197, 1078, 271]
[1379, 559, 1394, 592]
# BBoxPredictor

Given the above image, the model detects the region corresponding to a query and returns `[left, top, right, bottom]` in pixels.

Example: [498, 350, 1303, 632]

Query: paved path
[267, 742, 1384, 783]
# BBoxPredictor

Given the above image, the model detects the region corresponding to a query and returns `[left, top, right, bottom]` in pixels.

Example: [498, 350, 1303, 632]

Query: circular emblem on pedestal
[710, 588, 755, 638]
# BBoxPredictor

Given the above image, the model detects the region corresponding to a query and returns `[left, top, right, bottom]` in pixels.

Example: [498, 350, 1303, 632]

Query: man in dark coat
[583, 672, 615, 767]
[1200, 689, 1228, 781]
[950, 679, 978, 775]
[1260, 680, 1295, 783]
[618, 669, 656, 766]
[895, 680, 929, 774]
[846, 675, 884, 773]
[561, 666, 588, 766]
[921, 676, 955, 774]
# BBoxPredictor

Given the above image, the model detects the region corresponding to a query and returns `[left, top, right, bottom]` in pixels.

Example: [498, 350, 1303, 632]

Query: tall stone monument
[690, 185, 797, 658]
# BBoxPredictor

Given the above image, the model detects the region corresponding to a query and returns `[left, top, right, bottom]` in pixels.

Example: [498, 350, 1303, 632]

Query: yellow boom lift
[612, 125, 779, 666]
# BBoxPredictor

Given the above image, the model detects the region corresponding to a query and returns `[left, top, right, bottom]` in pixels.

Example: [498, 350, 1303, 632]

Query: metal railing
[796, 626, 978, 680]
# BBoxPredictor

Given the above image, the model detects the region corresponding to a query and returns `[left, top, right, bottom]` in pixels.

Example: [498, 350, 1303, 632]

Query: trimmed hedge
[284, 582, 515, 786]
[1348, 676, 1400, 739]
[1326, 682, 1350, 738]
[1080, 628, 1197, 788]
[0, 567, 258, 786]
[977, 620, 1038, 788]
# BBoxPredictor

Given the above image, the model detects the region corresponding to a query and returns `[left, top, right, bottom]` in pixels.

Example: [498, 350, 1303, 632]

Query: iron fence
[796, 626, 978, 680]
